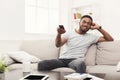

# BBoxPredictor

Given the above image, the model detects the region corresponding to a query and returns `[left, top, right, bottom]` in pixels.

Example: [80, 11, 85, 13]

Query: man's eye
[82, 21, 86, 23]
[82, 21, 91, 25]
[87, 23, 91, 25]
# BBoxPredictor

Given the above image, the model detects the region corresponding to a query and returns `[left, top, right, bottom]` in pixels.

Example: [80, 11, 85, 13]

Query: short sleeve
[92, 34, 100, 43]
[87, 33, 101, 44]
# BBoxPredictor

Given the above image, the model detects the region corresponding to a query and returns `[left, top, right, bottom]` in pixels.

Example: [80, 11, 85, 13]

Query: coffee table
[4, 69, 105, 80]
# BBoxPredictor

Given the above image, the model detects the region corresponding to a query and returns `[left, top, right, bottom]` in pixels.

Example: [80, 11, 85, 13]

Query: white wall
[69, 0, 120, 40]
[0, 0, 25, 40]
[59, 0, 70, 30]
[100, 0, 120, 40]
[1, 0, 120, 40]
[0, 0, 70, 40]
[0, 0, 56, 40]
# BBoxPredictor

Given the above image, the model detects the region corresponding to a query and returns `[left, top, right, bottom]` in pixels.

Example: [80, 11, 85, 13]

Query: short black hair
[80, 15, 93, 23]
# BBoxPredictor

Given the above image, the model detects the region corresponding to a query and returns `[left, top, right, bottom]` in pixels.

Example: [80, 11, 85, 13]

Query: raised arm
[91, 23, 114, 42]
[55, 27, 67, 47]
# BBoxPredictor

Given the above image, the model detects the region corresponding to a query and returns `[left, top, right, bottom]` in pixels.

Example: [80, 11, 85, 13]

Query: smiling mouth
[81, 26, 89, 32]
[82, 27, 87, 29]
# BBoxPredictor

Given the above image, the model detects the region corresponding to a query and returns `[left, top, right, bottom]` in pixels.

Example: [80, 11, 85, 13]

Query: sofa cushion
[96, 40, 120, 65]
[0, 40, 22, 53]
[87, 65, 120, 80]
[20, 40, 60, 60]
[8, 63, 38, 71]
[52, 67, 75, 72]
[52, 66, 93, 73]
[85, 44, 97, 66]
[7, 51, 41, 63]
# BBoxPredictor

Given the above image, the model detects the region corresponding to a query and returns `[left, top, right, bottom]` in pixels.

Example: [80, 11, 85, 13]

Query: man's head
[79, 15, 93, 33]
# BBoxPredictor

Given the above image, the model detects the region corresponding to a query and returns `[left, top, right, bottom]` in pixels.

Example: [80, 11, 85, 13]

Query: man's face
[79, 17, 92, 33]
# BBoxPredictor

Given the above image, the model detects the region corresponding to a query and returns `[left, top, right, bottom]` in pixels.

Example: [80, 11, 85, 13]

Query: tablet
[19, 74, 49, 80]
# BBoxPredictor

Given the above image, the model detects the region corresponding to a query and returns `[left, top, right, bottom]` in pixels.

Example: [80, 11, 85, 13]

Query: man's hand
[56, 27, 67, 47]
[57, 27, 66, 34]
[91, 23, 114, 42]
[90, 23, 100, 30]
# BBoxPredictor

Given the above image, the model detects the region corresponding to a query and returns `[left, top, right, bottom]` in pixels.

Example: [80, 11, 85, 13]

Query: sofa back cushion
[96, 40, 120, 65]
[85, 44, 97, 66]
[0, 40, 22, 52]
[20, 40, 59, 60]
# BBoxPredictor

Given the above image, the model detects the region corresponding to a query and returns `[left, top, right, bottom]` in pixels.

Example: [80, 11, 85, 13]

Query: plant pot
[0, 72, 5, 80]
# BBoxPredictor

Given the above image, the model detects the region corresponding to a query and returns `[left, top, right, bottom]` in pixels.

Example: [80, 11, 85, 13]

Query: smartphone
[59, 25, 64, 29]
[19, 74, 49, 80]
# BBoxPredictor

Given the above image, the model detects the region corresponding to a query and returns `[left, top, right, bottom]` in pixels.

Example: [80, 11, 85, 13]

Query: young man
[38, 15, 114, 73]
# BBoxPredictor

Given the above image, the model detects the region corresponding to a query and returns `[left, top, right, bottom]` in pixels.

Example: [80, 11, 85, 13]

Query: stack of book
[64, 73, 88, 80]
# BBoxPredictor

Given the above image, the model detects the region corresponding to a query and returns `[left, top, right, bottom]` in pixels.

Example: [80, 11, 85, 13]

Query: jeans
[38, 58, 86, 73]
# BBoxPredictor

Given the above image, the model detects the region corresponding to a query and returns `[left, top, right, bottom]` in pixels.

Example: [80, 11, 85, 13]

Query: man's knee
[79, 61, 86, 73]
[68, 60, 86, 73]
[80, 61, 86, 67]
[38, 61, 48, 71]
[68, 60, 85, 68]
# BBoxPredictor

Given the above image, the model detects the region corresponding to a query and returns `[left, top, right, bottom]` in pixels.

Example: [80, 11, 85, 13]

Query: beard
[80, 26, 89, 33]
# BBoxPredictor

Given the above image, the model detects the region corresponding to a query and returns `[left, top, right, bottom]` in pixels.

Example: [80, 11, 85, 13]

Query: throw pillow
[7, 51, 41, 63]
[96, 40, 120, 65]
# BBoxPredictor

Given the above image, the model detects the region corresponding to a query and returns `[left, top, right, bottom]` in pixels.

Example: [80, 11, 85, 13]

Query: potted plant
[0, 58, 7, 80]
[0, 58, 8, 73]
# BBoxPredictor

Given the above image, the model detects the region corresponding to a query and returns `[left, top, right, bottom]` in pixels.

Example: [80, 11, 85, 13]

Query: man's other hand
[90, 23, 100, 30]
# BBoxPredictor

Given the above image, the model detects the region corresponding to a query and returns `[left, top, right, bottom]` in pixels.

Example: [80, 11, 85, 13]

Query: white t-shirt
[59, 29, 100, 59]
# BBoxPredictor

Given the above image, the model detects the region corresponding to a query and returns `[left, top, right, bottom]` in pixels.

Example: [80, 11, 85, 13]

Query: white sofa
[0, 39, 120, 80]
